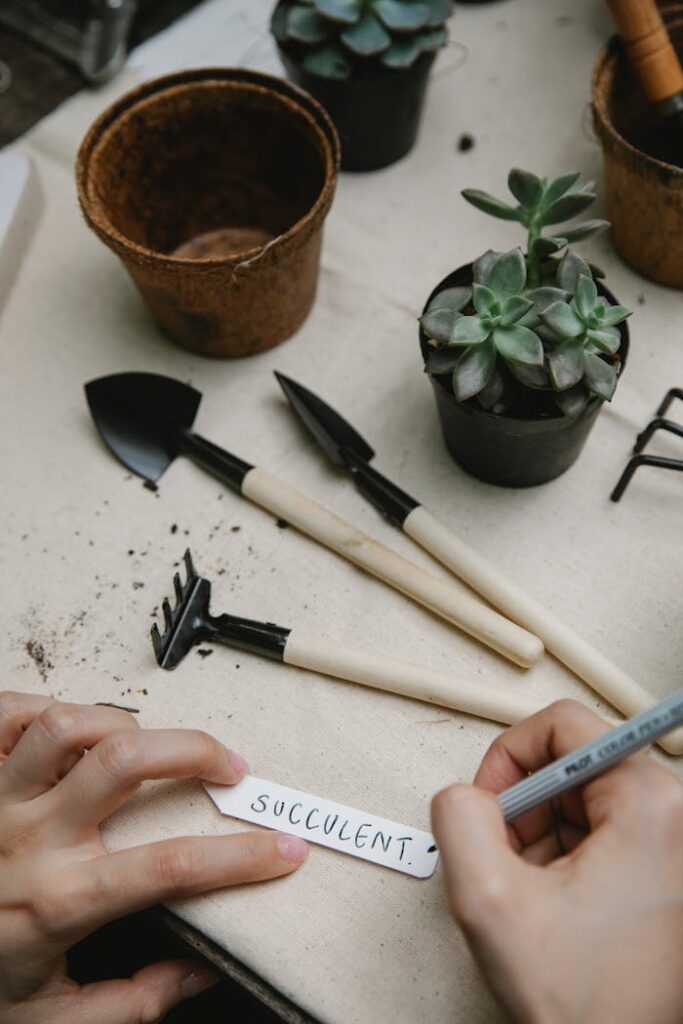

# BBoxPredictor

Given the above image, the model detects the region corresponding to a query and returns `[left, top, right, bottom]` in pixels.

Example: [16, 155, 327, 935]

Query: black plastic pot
[419, 264, 630, 488]
[278, 46, 435, 171]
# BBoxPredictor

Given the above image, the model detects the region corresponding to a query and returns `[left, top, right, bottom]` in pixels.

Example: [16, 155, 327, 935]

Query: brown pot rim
[592, 7, 683, 185]
[76, 67, 341, 270]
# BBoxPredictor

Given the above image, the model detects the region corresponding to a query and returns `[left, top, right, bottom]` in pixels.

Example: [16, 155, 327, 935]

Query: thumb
[431, 784, 527, 935]
[33, 959, 219, 1024]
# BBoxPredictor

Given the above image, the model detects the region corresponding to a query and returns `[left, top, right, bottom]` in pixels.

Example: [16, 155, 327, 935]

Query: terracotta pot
[76, 68, 340, 357]
[592, 8, 683, 289]
[419, 264, 629, 488]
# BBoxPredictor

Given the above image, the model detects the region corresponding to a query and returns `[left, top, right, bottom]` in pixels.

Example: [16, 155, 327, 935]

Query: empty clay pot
[592, 8, 683, 289]
[76, 68, 340, 357]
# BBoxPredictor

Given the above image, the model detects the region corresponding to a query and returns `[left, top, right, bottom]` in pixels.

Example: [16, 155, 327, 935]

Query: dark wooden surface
[0, 0, 205, 146]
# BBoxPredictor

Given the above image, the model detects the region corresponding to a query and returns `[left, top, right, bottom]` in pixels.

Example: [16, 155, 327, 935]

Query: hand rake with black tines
[149, 550, 546, 730]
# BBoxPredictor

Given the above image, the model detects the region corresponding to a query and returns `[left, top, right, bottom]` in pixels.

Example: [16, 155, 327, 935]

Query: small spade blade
[85, 372, 202, 483]
[274, 372, 375, 468]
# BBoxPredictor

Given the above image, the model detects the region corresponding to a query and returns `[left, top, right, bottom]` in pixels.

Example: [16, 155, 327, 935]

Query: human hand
[0, 691, 308, 1023]
[432, 699, 683, 1024]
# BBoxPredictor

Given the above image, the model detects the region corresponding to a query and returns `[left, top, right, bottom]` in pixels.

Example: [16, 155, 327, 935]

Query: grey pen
[499, 690, 683, 822]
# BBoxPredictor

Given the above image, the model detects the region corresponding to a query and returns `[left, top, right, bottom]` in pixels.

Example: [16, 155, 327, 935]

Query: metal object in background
[0, 0, 137, 83]
[611, 389, 683, 501]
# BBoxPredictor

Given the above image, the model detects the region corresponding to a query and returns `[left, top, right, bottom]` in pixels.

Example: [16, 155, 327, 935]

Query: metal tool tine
[183, 548, 196, 586]
[151, 623, 163, 663]
[173, 572, 183, 606]
[162, 597, 173, 631]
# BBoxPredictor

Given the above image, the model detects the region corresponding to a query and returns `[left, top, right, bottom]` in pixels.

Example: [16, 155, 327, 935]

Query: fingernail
[228, 751, 248, 777]
[278, 834, 309, 863]
[181, 966, 219, 997]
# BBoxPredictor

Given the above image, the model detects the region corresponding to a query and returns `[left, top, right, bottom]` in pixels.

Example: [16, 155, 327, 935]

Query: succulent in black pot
[419, 168, 631, 487]
[271, 0, 453, 171]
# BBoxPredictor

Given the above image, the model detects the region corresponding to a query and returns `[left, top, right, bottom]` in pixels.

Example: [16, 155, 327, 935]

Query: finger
[0, 691, 54, 757]
[52, 728, 249, 831]
[54, 832, 308, 937]
[0, 702, 140, 801]
[18, 960, 218, 1024]
[431, 784, 529, 937]
[473, 699, 611, 848]
[518, 820, 588, 866]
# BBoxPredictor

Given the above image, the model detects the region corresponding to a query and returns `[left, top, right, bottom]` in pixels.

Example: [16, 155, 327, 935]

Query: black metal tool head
[274, 371, 374, 468]
[151, 550, 213, 670]
[85, 372, 202, 483]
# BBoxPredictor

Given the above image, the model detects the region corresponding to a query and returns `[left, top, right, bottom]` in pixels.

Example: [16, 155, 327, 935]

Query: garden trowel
[274, 371, 683, 755]
[84, 371, 542, 668]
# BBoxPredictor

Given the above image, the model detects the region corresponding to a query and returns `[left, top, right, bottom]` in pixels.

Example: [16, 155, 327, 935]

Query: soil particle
[197, 648, 213, 659]
[276, 518, 289, 529]
[457, 134, 474, 153]
[25, 640, 53, 682]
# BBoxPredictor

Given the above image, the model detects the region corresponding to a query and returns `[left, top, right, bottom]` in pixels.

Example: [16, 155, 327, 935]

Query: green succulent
[462, 168, 610, 289]
[420, 171, 631, 418]
[271, 0, 452, 79]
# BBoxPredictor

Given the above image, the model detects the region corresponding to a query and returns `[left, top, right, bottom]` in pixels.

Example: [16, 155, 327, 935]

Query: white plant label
[204, 775, 438, 879]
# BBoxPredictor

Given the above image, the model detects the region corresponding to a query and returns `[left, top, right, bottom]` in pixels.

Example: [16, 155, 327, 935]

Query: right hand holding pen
[432, 699, 683, 1024]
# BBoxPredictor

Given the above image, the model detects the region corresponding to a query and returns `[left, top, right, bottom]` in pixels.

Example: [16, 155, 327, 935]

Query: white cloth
[1, 2, 682, 1022]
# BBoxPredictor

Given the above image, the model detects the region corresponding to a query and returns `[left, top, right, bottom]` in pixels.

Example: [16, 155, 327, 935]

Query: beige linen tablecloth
[1, 1, 682, 1021]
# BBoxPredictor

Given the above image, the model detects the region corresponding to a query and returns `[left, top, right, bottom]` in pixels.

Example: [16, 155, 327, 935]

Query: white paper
[205, 775, 438, 879]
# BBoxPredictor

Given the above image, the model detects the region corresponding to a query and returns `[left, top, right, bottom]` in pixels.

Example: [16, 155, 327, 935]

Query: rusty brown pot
[76, 68, 340, 357]
[592, 8, 683, 289]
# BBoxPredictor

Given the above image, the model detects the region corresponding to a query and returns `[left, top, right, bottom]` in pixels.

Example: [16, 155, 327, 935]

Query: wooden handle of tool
[607, 0, 683, 102]
[284, 628, 546, 727]
[241, 467, 543, 669]
[403, 506, 683, 755]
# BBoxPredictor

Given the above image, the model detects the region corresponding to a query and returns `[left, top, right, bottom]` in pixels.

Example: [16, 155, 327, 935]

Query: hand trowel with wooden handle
[274, 371, 683, 755]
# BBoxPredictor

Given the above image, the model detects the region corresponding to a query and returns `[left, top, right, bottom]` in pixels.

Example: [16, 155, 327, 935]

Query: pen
[499, 690, 683, 822]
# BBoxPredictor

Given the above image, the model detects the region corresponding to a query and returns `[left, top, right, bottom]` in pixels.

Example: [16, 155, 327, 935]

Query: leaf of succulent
[418, 25, 448, 51]
[584, 351, 617, 401]
[472, 283, 498, 316]
[541, 300, 584, 339]
[555, 384, 590, 418]
[314, 0, 361, 23]
[529, 235, 568, 261]
[600, 304, 631, 326]
[548, 339, 585, 391]
[574, 273, 598, 320]
[373, 0, 431, 31]
[487, 247, 526, 297]
[543, 171, 580, 206]
[556, 249, 592, 293]
[302, 44, 352, 77]
[381, 35, 423, 67]
[493, 323, 544, 367]
[538, 190, 596, 227]
[500, 295, 533, 326]
[420, 307, 459, 343]
[561, 219, 610, 242]
[425, 344, 461, 374]
[461, 189, 522, 222]
[287, 5, 332, 42]
[452, 339, 496, 402]
[508, 361, 550, 389]
[587, 327, 621, 354]
[425, 0, 453, 27]
[271, 4, 289, 41]
[476, 366, 506, 409]
[526, 286, 569, 313]
[473, 249, 502, 284]
[341, 10, 391, 53]
[426, 285, 471, 314]
[507, 168, 544, 210]
[450, 314, 490, 345]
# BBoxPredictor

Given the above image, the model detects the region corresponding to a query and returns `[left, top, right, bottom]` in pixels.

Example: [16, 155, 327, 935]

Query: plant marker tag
[204, 775, 438, 879]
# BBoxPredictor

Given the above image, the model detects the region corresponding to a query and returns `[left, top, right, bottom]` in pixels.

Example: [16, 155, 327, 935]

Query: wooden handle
[607, 0, 683, 102]
[241, 467, 543, 669]
[284, 628, 546, 727]
[403, 506, 683, 755]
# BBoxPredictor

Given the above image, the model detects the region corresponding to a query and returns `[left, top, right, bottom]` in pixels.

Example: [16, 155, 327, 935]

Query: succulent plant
[421, 169, 631, 418]
[271, 0, 452, 79]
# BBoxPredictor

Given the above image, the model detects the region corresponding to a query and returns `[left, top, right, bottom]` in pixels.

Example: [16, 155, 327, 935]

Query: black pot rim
[419, 261, 630, 436]
[276, 39, 435, 84]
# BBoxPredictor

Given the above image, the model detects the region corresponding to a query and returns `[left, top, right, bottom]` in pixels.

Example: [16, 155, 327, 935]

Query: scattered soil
[457, 133, 474, 153]
[25, 639, 54, 682]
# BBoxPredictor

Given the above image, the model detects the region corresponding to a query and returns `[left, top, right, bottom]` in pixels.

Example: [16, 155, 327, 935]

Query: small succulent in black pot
[272, 0, 453, 170]
[419, 169, 631, 487]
